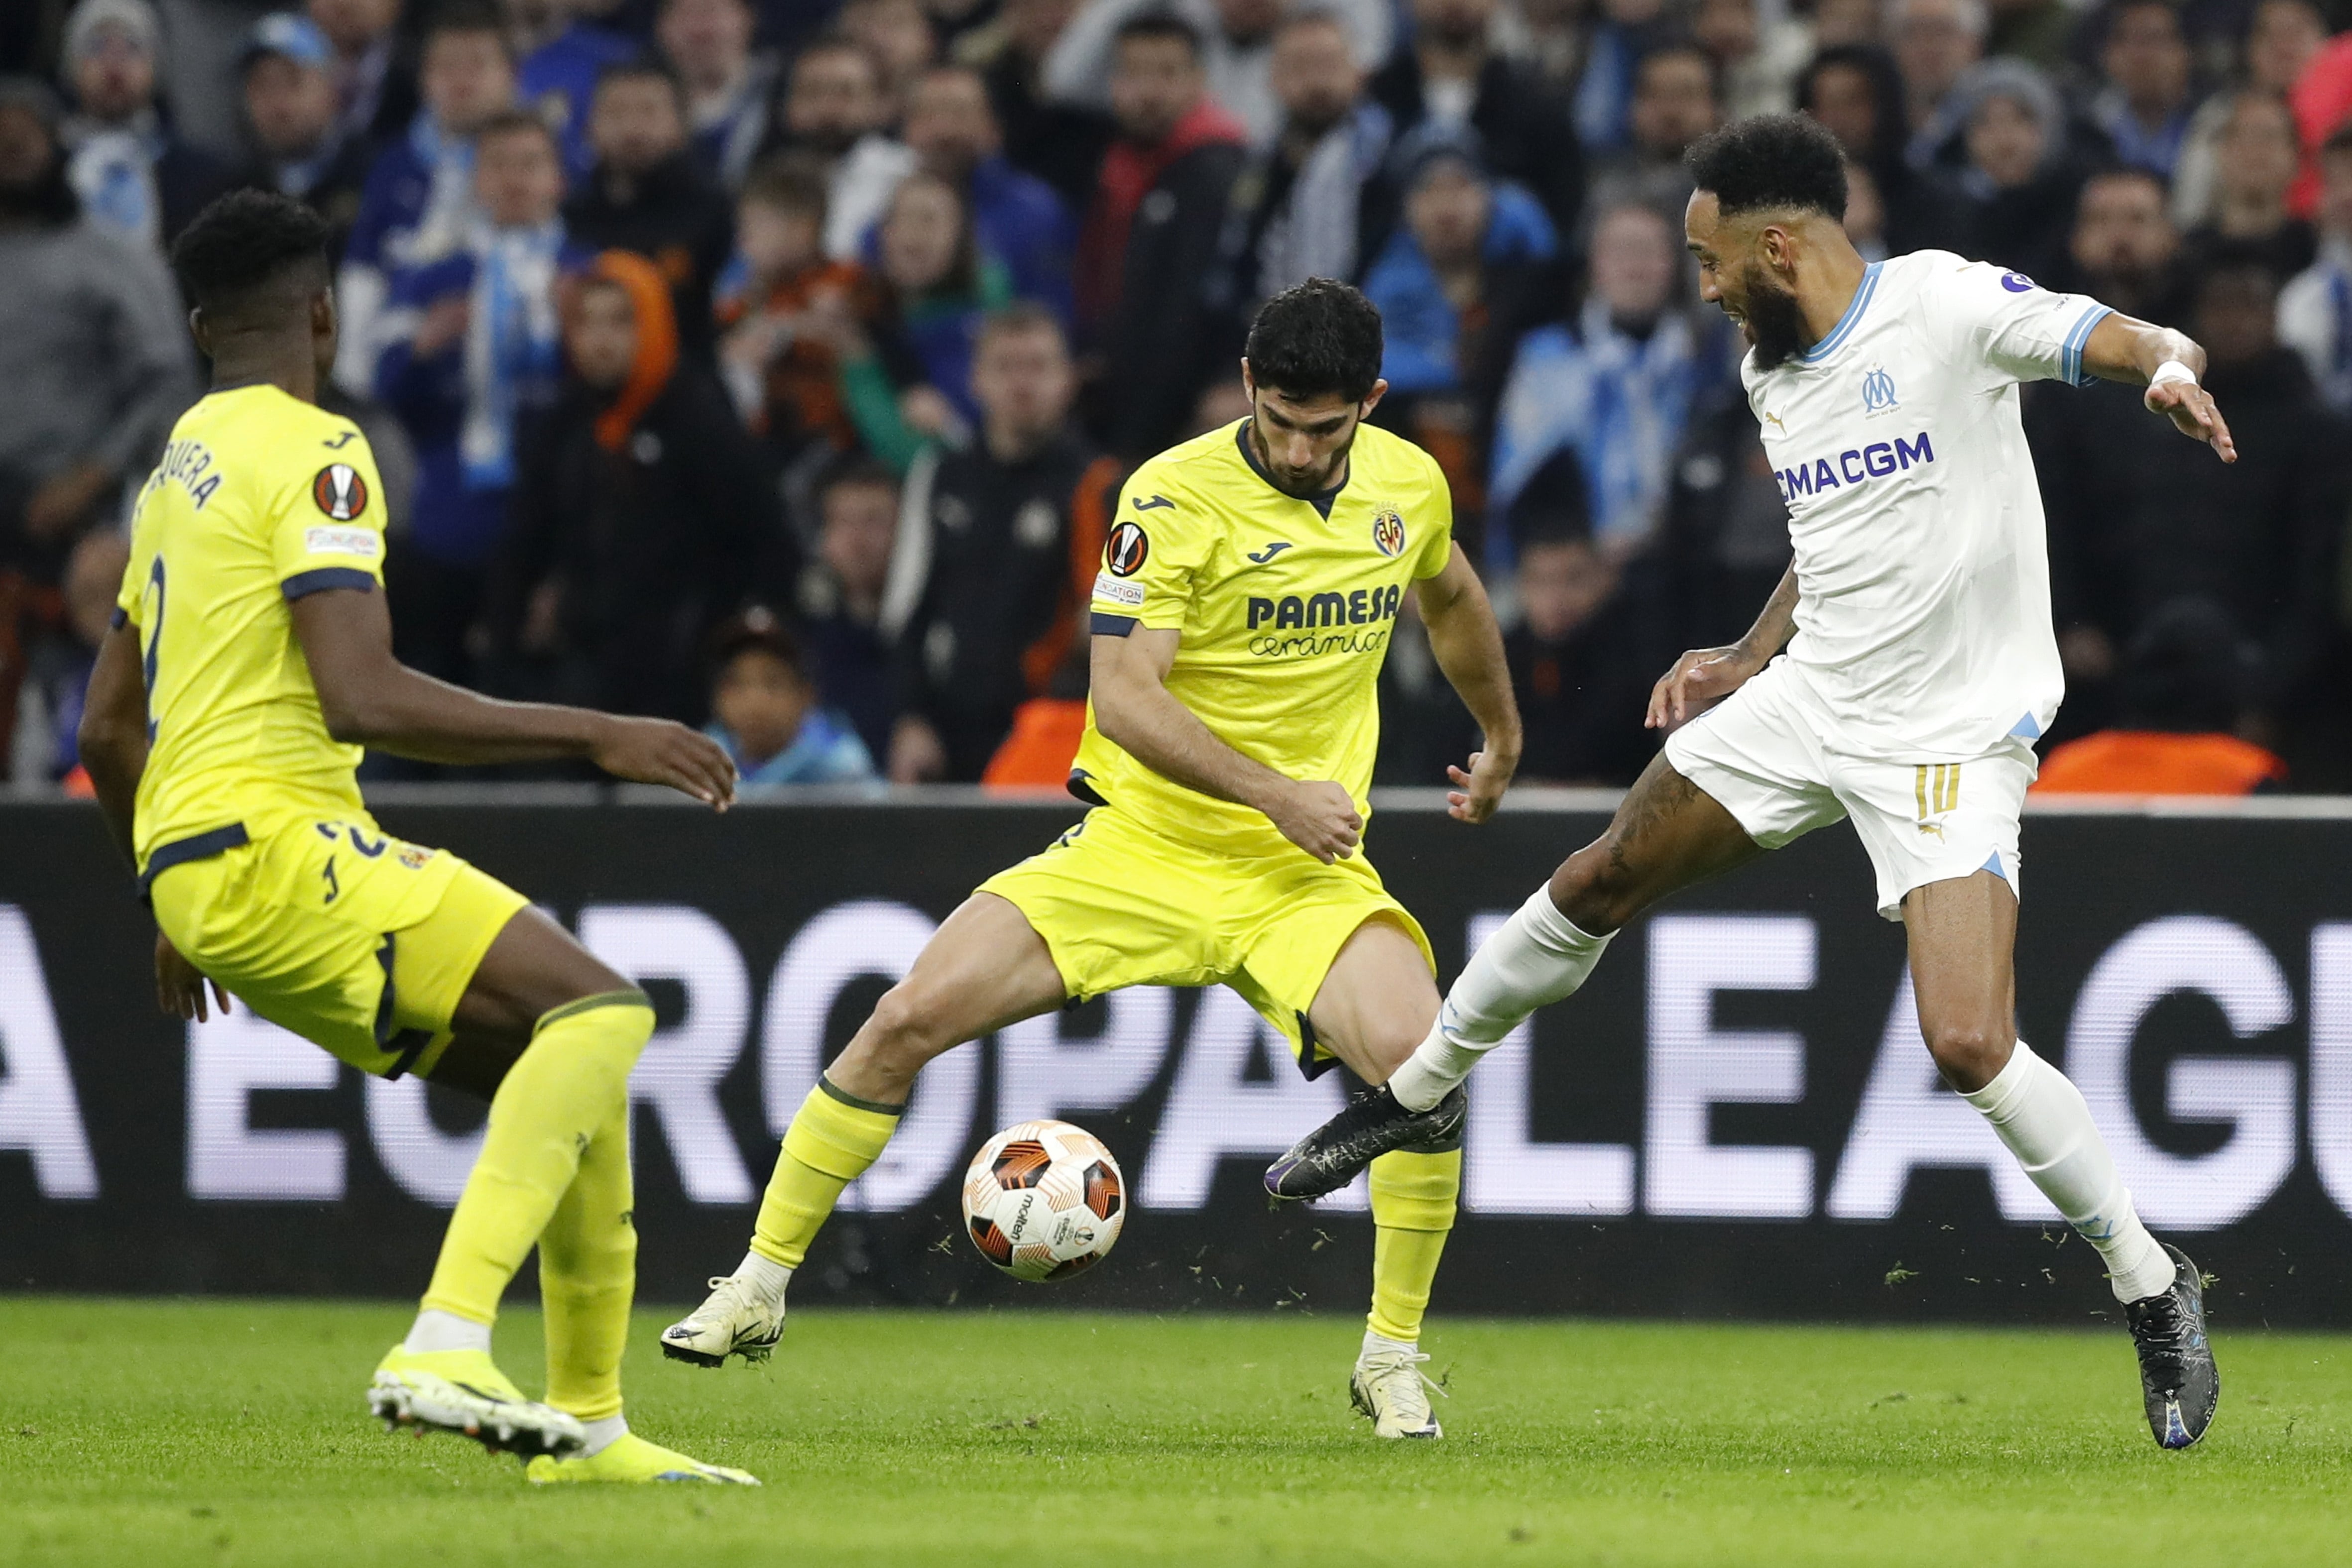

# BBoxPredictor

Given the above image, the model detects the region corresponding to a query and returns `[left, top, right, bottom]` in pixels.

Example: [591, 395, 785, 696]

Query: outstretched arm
[2080, 313, 2238, 462]
[1090, 628, 1364, 862]
[1646, 561, 1798, 730]
[1414, 543, 1521, 822]
[290, 586, 737, 807]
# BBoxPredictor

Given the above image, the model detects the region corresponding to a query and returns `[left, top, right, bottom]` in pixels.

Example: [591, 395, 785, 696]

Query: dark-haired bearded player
[1267, 114, 2230, 1450]
[666, 279, 1522, 1442]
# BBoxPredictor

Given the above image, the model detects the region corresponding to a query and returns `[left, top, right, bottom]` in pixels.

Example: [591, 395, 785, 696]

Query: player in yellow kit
[77, 191, 750, 1484]
[664, 280, 1523, 1440]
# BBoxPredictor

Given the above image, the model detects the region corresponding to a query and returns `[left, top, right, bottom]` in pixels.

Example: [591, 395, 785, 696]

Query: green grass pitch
[5, 1298, 2350, 1567]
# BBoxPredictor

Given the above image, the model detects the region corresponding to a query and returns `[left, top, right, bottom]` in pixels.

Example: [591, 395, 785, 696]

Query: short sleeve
[1933, 259, 2112, 389]
[1088, 472, 1210, 635]
[1411, 449, 1456, 581]
[112, 528, 145, 630]
[272, 430, 388, 600]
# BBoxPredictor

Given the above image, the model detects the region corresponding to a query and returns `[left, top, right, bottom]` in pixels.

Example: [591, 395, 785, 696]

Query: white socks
[1362, 1328, 1417, 1359]
[737, 1249, 793, 1312]
[580, 1414, 628, 1457]
[403, 1307, 492, 1355]
[1963, 1040, 2175, 1303]
[1388, 884, 1614, 1113]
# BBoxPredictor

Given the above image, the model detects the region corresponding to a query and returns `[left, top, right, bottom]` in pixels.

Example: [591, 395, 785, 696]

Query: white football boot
[1350, 1344, 1446, 1440]
[659, 1275, 784, 1367]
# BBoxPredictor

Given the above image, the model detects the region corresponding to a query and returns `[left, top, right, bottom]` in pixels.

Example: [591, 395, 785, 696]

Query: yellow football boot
[526, 1431, 759, 1485]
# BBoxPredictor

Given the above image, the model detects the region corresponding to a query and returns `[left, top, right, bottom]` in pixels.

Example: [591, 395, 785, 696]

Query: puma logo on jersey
[1761, 411, 1787, 435]
[1246, 541, 1292, 564]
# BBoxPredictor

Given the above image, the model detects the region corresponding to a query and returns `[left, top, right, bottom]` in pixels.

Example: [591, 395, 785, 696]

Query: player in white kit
[1266, 115, 2232, 1450]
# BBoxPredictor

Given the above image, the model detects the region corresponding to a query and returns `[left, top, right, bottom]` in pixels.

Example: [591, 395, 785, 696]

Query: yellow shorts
[977, 807, 1434, 1076]
[146, 811, 529, 1078]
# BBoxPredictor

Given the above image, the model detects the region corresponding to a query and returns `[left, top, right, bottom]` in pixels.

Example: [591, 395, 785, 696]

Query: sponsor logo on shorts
[1914, 763, 1960, 838]
[312, 463, 369, 521]
[304, 525, 381, 559]
[1093, 572, 1144, 607]
[1106, 521, 1149, 576]
[397, 844, 436, 871]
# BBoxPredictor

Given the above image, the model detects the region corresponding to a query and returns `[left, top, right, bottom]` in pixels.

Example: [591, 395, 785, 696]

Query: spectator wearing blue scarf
[1359, 130, 1556, 558]
[1489, 199, 1729, 570]
[376, 113, 588, 683]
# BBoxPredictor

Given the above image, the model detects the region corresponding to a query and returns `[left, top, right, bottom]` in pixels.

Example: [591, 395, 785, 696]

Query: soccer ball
[960, 1120, 1126, 1282]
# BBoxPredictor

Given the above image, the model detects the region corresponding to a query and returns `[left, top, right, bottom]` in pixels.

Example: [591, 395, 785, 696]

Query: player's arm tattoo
[1734, 564, 1801, 667]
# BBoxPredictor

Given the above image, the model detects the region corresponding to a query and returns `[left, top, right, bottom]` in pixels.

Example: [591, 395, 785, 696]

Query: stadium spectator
[1569, 0, 1677, 156]
[337, 2, 516, 394]
[1359, 131, 1558, 557]
[2279, 124, 2352, 413]
[840, 0, 940, 115]
[511, 0, 642, 180]
[959, 0, 1113, 210]
[1984, 0, 2069, 70]
[2032, 597, 2289, 795]
[2179, 92, 2314, 286]
[1501, 502, 1657, 786]
[375, 112, 587, 685]
[1658, 386, 1790, 650]
[715, 152, 892, 465]
[308, 0, 416, 154]
[2092, 0, 2197, 183]
[658, 0, 778, 191]
[16, 526, 128, 789]
[702, 606, 878, 786]
[771, 33, 917, 258]
[1798, 43, 1952, 255]
[841, 168, 1014, 466]
[564, 60, 735, 359]
[1074, 13, 1246, 460]
[1690, 0, 1810, 123]
[1586, 40, 1722, 224]
[235, 12, 375, 260]
[1495, 0, 1582, 89]
[2059, 166, 2187, 326]
[2032, 264, 2348, 737]
[899, 64, 1073, 322]
[1204, 11, 1392, 350]
[2172, 0, 2324, 230]
[1945, 59, 2082, 285]
[0, 78, 194, 595]
[1371, 0, 1584, 235]
[1842, 160, 1887, 260]
[886, 305, 1115, 782]
[57, 0, 230, 258]
[497, 251, 786, 723]
[925, 0, 999, 57]
[1888, 0, 1983, 155]
[797, 455, 906, 762]
[1488, 200, 1723, 566]
[1042, 0, 1392, 149]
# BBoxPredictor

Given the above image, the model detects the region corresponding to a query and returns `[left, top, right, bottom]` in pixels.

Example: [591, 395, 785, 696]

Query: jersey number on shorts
[138, 557, 166, 742]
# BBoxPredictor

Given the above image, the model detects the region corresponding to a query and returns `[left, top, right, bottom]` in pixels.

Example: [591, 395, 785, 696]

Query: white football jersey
[1742, 249, 2111, 758]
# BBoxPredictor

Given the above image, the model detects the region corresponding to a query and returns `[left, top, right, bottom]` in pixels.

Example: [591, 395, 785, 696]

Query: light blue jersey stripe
[1797, 261, 1883, 365]
[2061, 304, 2112, 387]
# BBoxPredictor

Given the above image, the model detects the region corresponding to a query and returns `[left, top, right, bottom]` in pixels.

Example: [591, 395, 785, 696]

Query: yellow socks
[750, 1080, 903, 1270]
[539, 1085, 634, 1421]
[420, 990, 654, 1332]
[1366, 1147, 1461, 1344]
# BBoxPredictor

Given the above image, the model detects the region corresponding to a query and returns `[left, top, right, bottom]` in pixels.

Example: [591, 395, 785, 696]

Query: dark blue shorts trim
[138, 821, 250, 893]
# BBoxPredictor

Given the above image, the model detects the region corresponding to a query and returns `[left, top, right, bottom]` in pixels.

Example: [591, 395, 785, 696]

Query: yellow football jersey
[116, 384, 388, 871]
[1075, 418, 1454, 855]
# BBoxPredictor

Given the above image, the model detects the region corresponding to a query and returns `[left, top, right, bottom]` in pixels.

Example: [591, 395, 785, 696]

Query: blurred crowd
[6, 0, 2352, 796]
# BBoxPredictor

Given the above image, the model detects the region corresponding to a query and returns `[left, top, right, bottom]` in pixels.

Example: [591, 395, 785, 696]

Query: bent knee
[1924, 1026, 2012, 1091]
[1549, 840, 1644, 934]
[858, 983, 958, 1069]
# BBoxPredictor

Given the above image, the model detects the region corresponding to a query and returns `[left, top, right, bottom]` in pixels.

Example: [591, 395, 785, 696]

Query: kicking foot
[1265, 1085, 1467, 1202]
[527, 1432, 759, 1485]
[368, 1344, 586, 1459]
[1350, 1345, 1445, 1440]
[2126, 1243, 2219, 1450]
[661, 1276, 784, 1367]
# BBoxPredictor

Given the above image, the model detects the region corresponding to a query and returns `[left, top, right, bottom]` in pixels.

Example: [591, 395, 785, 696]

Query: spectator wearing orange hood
[491, 249, 790, 725]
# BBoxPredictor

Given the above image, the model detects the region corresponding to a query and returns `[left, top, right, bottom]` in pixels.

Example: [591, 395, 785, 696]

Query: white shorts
[1660, 660, 2037, 921]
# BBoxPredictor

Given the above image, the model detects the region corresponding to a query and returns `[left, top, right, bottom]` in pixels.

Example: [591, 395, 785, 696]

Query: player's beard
[1253, 417, 1355, 497]
[1739, 262, 1810, 372]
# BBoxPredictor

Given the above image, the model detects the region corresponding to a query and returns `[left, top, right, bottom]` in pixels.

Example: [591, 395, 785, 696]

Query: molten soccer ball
[960, 1120, 1126, 1282]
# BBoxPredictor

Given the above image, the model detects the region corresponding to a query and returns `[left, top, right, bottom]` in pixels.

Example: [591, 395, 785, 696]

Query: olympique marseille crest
[1861, 365, 1898, 416]
[1371, 508, 1406, 558]
[312, 463, 368, 521]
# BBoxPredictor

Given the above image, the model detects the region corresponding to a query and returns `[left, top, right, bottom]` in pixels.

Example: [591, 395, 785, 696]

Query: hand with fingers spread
[2144, 378, 2237, 462]
[1646, 644, 1764, 731]
[589, 715, 739, 809]
[1266, 779, 1363, 863]
[1446, 745, 1516, 823]
[156, 931, 231, 1022]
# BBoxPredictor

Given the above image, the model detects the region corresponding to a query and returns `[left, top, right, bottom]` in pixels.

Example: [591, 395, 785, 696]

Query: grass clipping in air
[2, 1298, 2347, 1566]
